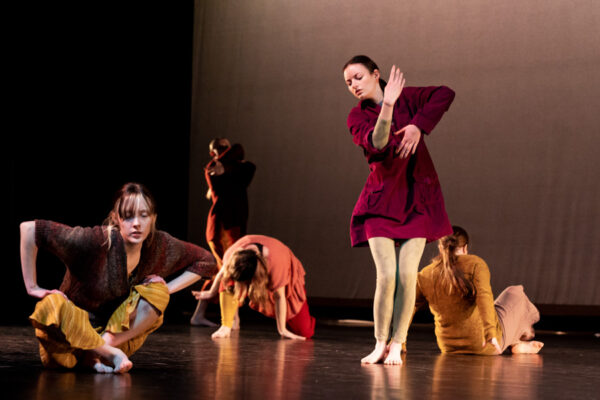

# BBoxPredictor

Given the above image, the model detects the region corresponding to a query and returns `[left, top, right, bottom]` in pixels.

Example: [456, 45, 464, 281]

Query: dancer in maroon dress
[343, 55, 454, 364]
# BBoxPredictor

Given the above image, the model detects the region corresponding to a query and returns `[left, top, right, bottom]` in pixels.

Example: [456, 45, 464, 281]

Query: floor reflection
[430, 353, 543, 400]
[35, 370, 133, 400]
[361, 352, 413, 400]
[2, 324, 594, 400]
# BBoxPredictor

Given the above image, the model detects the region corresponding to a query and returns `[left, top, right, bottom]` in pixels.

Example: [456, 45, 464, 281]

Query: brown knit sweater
[415, 254, 503, 355]
[35, 220, 217, 325]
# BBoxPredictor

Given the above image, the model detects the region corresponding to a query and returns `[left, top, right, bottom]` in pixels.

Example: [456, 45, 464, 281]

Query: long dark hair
[342, 54, 387, 90]
[433, 226, 476, 300]
[222, 249, 270, 307]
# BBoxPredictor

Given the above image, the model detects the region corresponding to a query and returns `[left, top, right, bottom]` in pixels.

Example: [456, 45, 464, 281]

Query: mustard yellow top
[415, 254, 503, 355]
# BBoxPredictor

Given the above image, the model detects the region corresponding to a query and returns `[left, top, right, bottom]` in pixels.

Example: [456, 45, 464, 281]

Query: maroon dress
[346, 86, 455, 247]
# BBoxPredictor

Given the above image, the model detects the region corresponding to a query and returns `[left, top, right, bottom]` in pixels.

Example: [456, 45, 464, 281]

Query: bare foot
[361, 341, 387, 364]
[383, 341, 403, 365]
[92, 344, 133, 373]
[211, 325, 232, 339]
[190, 316, 218, 327]
[511, 341, 544, 354]
[110, 349, 133, 373]
[82, 352, 114, 373]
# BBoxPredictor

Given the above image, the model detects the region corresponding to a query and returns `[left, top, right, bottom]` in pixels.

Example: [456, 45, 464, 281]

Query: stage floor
[1, 321, 598, 400]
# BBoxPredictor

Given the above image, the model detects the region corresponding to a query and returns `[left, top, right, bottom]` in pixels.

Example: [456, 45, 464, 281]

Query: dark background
[7, 2, 196, 324]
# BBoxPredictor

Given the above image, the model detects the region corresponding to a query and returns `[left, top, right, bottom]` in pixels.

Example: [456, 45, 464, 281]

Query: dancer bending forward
[19, 183, 217, 373]
[343, 55, 455, 364]
[194, 235, 315, 340]
[413, 226, 543, 355]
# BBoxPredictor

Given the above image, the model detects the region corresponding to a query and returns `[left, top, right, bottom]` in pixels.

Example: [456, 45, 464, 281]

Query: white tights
[368, 237, 426, 343]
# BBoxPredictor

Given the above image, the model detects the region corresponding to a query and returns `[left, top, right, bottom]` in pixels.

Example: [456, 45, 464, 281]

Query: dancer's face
[343, 63, 380, 101]
[118, 197, 155, 246]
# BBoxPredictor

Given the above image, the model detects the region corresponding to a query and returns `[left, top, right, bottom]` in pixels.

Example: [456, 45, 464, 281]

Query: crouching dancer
[19, 183, 217, 373]
[194, 235, 315, 340]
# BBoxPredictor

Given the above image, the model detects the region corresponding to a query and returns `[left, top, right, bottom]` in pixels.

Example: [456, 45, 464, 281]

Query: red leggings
[286, 301, 315, 339]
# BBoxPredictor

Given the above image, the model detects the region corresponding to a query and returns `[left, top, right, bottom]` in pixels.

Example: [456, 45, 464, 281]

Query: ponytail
[433, 226, 476, 300]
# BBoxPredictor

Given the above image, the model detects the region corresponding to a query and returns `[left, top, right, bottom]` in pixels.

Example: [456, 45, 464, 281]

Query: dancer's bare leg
[190, 299, 218, 327]
[363, 237, 396, 364]
[102, 298, 160, 347]
[385, 238, 425, 365]
[511, 340, 544, 354]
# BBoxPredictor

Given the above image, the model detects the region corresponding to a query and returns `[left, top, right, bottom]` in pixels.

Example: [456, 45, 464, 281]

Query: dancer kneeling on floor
[193, 235, 315, 340]
[412, 226, 543, 355]
[19, 183, 217, 373]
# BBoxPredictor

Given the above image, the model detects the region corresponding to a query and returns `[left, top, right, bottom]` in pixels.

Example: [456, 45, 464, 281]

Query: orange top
[222, 235, 307, 319]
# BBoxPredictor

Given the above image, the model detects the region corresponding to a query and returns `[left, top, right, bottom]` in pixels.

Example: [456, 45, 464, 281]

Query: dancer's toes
[383, 355, 403, 365]
[113, 355, 133, 373]
[361, 343, 387, 364]
[383, 342, 404, 365]
[211, 325, 232, 339]
[109, 348, 133, 373]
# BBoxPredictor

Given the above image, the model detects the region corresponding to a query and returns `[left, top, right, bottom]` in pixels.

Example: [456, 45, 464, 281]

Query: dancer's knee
[136, 281, 170, 314]
[136, 298, 160, 319]
[397, 268, 418, 285]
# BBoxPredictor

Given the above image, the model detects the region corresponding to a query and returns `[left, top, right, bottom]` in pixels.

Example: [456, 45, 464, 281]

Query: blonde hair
[103, 182, 157, 248]
[433, 226, 476, 299]
[222, 249, 270, 309]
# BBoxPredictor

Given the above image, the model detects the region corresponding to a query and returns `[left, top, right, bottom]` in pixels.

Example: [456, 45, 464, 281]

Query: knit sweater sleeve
[34, 219, 106, 272]
[149, 231, 218, 278]
[471, 258, 498, 341]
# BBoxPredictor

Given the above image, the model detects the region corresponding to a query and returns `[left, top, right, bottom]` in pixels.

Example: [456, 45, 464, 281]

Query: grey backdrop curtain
[189, 0, 600, 306]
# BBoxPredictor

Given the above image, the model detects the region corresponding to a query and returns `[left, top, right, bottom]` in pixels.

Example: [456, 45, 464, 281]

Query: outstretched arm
[274, 287, 305, 340]
[20, 221, 65, 299]
[191, 268, 224, 300]
[167, 271, 202, 294]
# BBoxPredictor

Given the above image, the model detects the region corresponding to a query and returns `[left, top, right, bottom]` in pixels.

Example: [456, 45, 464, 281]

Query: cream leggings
[368, 237, 426, 343]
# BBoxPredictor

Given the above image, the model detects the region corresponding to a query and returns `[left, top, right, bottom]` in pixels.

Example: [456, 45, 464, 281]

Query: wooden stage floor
[1, 321, 598, 400]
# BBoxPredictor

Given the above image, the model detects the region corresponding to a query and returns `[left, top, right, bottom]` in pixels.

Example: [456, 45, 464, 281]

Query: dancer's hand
[394, 124, 421, 158]
[192, 290, 214, 300]
[279, 329, 306, 340]
[207, 161, 224, 176]
[382, 65, 405, 107]
[28, 286, 68, 300]
[482, 337, 502, 354]
[142, 274, 167, 285]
